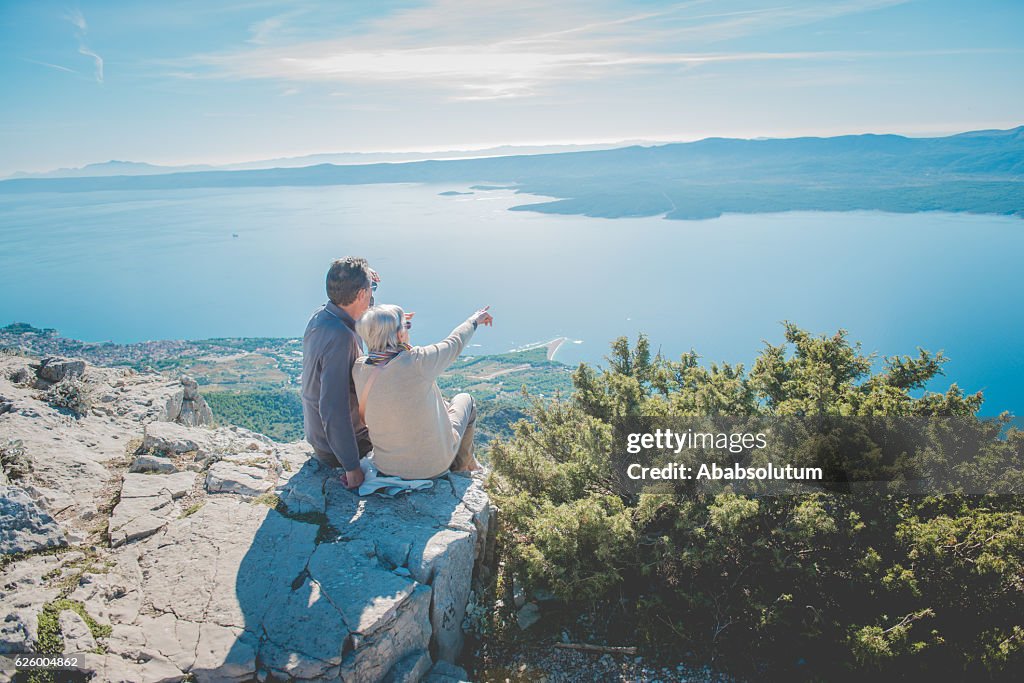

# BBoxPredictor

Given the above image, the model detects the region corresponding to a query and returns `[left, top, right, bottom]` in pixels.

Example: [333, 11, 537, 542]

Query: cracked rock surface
[0, 355, 495, 682]
[0, 486, 67, 554]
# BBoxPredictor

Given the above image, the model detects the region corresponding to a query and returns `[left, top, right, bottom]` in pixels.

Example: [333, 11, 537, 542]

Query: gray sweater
[352, 319, 476, 479]
[301, 302, 369, 471]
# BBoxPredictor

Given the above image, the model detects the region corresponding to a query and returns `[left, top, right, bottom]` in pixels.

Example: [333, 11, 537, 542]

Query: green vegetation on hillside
[0, 322, 574, 445]
[439, 347, 573, 442]
[1, 322, 56, 336]
[487, 325, 1024, 680]
[203, 389, 304, 442]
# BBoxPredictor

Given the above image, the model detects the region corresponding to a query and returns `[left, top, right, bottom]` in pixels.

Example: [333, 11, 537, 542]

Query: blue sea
[0, 183, 1021, 416]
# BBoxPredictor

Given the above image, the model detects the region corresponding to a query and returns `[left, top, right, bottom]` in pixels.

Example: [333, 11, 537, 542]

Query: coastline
[545, 337, 567, 361]
[508, 336, 569, 361]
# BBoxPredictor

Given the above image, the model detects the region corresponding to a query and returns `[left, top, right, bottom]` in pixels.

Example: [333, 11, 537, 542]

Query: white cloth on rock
[357, 453, 434, 497]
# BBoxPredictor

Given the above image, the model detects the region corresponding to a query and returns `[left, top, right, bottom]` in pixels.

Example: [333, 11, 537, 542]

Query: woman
[353, 304, 494, 479]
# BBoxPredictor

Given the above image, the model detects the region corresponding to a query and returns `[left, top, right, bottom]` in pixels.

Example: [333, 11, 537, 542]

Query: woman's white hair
[357, 304, 405, 353]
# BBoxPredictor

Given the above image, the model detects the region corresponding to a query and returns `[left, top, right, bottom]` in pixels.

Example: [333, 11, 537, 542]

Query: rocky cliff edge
[0, 354, 494, 682]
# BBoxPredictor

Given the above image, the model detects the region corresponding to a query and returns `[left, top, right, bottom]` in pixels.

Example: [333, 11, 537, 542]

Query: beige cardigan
[352, 319, 476, 479]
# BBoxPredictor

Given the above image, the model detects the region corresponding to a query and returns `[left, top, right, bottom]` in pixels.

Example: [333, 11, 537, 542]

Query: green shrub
[44, 378, 93, 417]
[488, 325, 1024, 680]
[510, 494, 634, 601]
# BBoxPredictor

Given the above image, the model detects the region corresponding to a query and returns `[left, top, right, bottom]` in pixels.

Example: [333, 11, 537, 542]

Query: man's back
[301, 302, 368, 471]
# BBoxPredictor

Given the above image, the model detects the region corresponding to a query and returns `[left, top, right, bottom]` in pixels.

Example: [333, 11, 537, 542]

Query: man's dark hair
[326, 256, 370, 306]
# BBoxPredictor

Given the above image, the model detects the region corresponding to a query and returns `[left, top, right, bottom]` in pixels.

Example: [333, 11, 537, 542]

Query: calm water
[1, 184, 1021, 415]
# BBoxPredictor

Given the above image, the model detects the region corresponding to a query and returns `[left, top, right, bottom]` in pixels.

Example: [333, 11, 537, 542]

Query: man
[301, 256, 378, 489]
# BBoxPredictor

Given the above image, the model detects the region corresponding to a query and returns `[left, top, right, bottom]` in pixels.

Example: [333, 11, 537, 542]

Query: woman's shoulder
[388, 350, 422, 367]
[389, 347, 433, 370]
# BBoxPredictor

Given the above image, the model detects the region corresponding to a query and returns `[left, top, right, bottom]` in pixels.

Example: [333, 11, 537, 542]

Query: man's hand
[342, 467, 365, 489]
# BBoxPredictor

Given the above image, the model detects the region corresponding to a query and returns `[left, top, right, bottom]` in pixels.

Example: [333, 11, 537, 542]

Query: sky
[1, 0, 1022, 175]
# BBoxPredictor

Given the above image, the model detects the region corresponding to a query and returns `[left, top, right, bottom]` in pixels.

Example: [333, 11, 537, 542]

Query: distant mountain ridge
[8, 160, 216, 179]
[6, 141, 664, 180]
[3, 126, 1021, 220]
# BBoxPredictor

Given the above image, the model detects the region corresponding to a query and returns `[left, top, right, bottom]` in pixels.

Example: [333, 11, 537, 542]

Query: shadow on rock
[204, 458, 494, 682]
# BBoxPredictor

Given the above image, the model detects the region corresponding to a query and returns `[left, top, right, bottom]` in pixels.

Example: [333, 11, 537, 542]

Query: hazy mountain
[3, 126, 1021, 220]
[7, 141, 665, 179]
[217, 141, 665, 170]
[8, 160, 216, 179]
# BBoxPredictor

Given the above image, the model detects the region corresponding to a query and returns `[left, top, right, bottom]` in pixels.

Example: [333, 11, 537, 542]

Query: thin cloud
[178, 44, 1010, 102]
[63, 7, 104, 83]
[642, 0, 911, 45]
[249, 16, 285, 44]
[78, 46, 104, 83]
[247, 7, 315, 45]
[20, 57, 78, 74]
[167, 0, 958, 100]
[63, 7, 87, 32]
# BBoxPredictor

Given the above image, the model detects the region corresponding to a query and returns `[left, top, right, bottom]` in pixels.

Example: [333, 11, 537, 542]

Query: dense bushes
[202, 389, 304, 441]
[487, 325, 1024, 680]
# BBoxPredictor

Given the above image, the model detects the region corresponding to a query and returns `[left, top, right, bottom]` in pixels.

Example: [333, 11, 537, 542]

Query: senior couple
[300, 256, 493, 489]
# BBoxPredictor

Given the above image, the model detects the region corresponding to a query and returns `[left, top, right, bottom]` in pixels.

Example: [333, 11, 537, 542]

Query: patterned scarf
[366, 343, 411, 366]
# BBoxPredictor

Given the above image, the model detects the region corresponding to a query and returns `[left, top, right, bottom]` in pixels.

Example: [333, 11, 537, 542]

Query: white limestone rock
[307, 540, 419, 637]
[120, 471, 195, 500]
[383, 648, 433, 683]
[339, 583, 434, 683]
[163, 375, 214, 427]
[21, 484, 76, 517]
[275, 457, 327, 514]
[137, 497, 317, 626]
[0, 485, 67, 554]
[259, 575, 352, 680]
[108, 472, 195, 546]
[128, 454, 177, 474]
[102, 623, 147, 660]
[108, 491, 176, 547]
[0, 357, 498, 683]
[85, 652, 184, 683]
[409, 528, 477, 661]
[142, 421, 210, 454]
[192, 623, 258, 683]
[30, 356, 86, 387]
[0, 552, 73, 661]
[205, 460, 275, 496]
[59, 609, 98, 654]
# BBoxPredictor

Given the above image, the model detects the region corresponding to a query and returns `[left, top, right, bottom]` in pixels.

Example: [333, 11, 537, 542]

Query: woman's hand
[472, 306, 494, 327]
